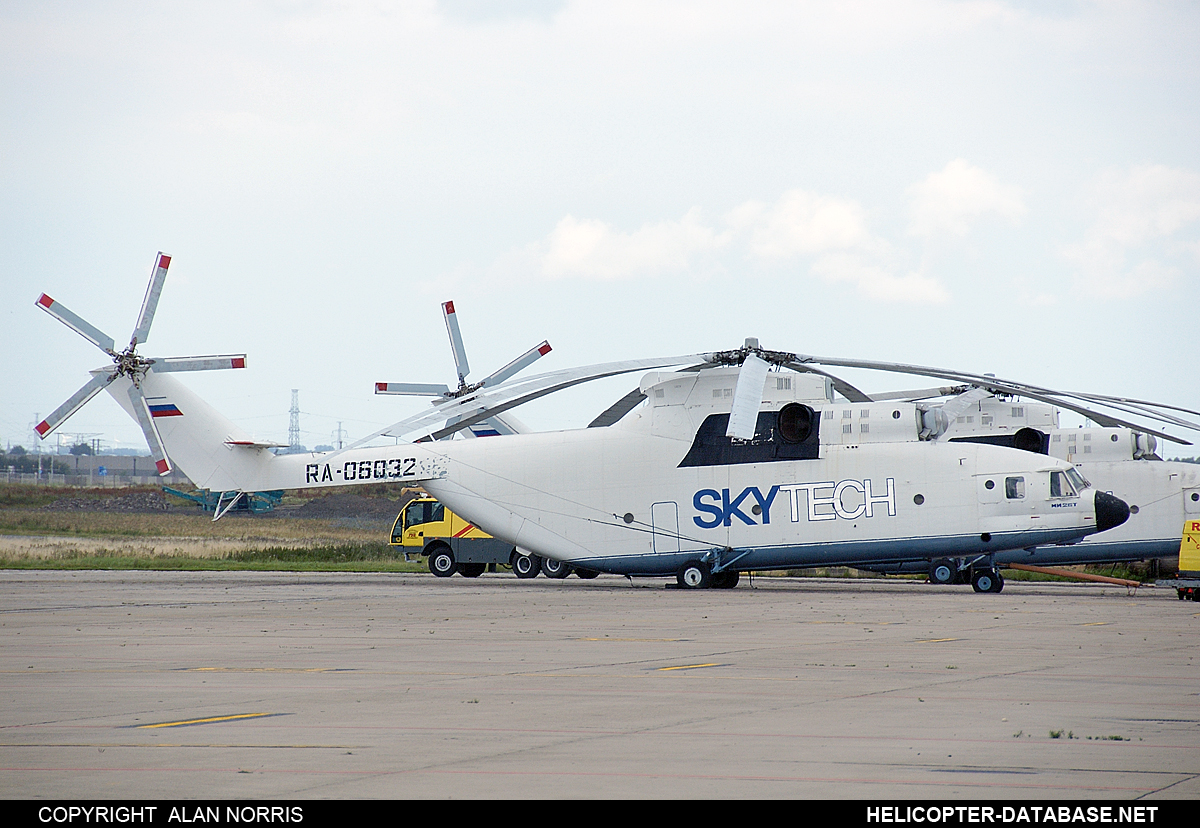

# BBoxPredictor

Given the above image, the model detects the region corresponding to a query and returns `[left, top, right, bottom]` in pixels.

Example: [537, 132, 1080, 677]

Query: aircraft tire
[711, 570, 740, 589]
[972, 568, 1003, 594]
[512, 551, 541, 579]
[677, 561, 712, 589]
[428, 545, 457, 578]
[542, 558, 572, 579]
[574, 568, 600, 579]
[460, 562, 486, 578]
[929, 559, 956, 585]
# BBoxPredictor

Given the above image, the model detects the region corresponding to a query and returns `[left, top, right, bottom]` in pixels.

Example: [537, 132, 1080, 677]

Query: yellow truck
[1164, 519, 1200, 601]
[390, 495, 597, 579]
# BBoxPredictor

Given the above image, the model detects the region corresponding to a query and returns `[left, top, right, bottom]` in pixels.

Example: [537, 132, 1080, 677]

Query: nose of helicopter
[1094, 490, 1131, 533]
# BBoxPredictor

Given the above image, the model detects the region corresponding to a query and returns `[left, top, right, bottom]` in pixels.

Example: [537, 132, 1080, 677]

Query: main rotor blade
[375, 382, 452, 396]
[130, 252, 171, 347]
[865, 386, 969, 402]
[35, 294, 116, 355]
[588, 388, 647, 428]
[128, 383, 172, 475]
[34, 370, 118, 439]
[726, 354, 771, 440]
[479, 341, 553, 387]
[150, 354, 247, 373]
[792, 353, 1198, 442]
[340, 353, 708, 452]
[442, 300, 470, 385]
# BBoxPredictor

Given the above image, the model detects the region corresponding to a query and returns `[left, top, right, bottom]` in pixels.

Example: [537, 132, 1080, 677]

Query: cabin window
[1005, 477, 1025, 499]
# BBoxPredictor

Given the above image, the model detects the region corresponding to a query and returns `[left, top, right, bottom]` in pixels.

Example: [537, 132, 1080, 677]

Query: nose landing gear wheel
[972, 568, 1004, 594]
[710, 570, 740, 589]
[677, 561, 712, 589]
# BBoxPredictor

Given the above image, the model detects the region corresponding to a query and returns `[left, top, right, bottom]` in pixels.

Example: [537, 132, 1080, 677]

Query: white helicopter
[835, 390, 1200, 583]
[36, 253, 1150, 592]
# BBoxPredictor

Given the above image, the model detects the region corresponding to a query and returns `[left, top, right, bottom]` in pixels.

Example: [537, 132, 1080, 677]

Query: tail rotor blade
[35, 294, 116, 355]
[726, 354, 771, 440]
[128, 384, 171, 475]
[150, 354, 247, 373]
[34, 371, 118, 439]
[480, 341, 552, 387]
[130, 252, 171, 347]
[442, 300, 471, 385]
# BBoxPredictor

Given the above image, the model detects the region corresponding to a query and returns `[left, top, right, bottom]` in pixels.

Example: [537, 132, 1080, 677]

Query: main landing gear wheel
[972, 568, 1004, 594]
[930, 559, 956, 585]
[677, 561, 712, 589]
[541, 558, 572, 579]
[710, 570, 740, 589]
[460, 562, 486, 578]
[428, 546, 457, 578]
[574, 568, 600, 579]
[512, 552, 541, 579]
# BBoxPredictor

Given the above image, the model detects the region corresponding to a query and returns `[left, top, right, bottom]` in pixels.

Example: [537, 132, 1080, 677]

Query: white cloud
[907, 159, 1026, 238]
[728, 189, 870, 259]
[536, 209, 725, 280]
[1063, 164, 1200, 297]
[513, 187, 951, 304]
[811, 253, 950, 304]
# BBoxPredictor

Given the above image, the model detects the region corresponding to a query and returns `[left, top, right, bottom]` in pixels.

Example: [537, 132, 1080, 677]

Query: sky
[3, 0, 1199, 457]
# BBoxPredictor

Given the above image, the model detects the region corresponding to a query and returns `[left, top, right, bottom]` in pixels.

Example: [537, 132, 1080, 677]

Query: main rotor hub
[708, 340, 796, 368]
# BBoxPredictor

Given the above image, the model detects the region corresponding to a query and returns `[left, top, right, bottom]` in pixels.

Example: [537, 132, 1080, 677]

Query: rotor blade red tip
[538, 342, 552, 356]
[35, 420, 51, 437]
[376, 382, 387, 392]
[157, 254, 171, 270]
[155, 458, 171, 475]
[37, 294, 54, 308]
[443, 300, 455, 314]
[232, 357, 245, 369]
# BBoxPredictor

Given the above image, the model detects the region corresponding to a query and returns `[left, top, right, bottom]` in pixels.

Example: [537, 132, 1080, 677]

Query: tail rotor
[34, 252, 247, 473]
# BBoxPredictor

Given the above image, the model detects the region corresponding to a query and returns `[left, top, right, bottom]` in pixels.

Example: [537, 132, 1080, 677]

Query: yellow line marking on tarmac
[916, 638, 959, 643]
[658, 663, 721, 672]
[1080, 622, 1110, 626]
[137, 713, 274, 729]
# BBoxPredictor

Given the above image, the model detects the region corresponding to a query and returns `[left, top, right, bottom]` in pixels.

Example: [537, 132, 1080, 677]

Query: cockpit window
[1005, 477, 1025, 499]
[1065, 467, 1089, 492]
[1050, 470, 1077, 498]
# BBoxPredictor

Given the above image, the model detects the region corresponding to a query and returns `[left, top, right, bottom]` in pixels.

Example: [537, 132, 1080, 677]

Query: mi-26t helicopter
[35, 252, 1157, 592]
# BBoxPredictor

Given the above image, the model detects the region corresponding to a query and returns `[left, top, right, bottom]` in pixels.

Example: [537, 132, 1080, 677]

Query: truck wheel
[512, 551, 541, 579]
[542, 558, 572, 579]
[428, 545, 457, 578]
[460, 563, 486, 578]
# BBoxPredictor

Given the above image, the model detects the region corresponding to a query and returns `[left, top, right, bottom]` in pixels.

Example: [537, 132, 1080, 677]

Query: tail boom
[104, 371, 447, 491]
